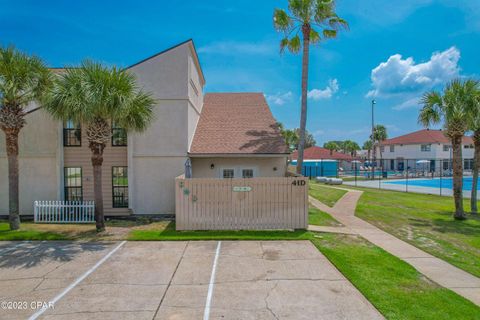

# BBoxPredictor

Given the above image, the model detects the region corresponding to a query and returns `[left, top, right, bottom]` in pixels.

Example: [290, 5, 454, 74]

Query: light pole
[371, 99, 376, 178]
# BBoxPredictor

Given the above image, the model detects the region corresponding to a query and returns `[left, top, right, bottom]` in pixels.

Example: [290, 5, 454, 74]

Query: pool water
[385, 177, 480, 190]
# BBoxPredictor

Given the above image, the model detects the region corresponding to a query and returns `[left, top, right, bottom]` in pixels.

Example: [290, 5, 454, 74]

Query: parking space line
[203, 241, 221, 320]
[28, 240, 127, 320]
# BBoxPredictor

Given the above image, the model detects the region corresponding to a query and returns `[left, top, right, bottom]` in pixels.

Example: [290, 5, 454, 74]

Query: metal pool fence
[299, 158, 477, 198]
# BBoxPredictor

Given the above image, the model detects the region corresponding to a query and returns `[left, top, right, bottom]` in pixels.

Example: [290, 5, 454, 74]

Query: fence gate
[34, 201, 95, 223]
[175, 176, 309, 230]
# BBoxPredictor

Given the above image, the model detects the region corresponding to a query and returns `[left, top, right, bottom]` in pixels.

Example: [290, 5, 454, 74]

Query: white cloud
[367, 47, 461, 98]
[198, 41, 274, 56]
[265, 91, 293, 106]
[308, 79, 339, 100]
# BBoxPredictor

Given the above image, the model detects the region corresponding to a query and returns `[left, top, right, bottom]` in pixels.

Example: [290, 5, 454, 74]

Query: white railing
[34, 201, 95, 223]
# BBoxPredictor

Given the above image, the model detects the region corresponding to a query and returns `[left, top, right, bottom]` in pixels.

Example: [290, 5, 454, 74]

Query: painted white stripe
[28, 241, 126, 320]
[203, 241, 221, 320]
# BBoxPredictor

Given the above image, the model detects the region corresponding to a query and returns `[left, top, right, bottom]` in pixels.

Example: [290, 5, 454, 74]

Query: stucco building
[0, 40, 289, 216]
[374, 129, 474, 172]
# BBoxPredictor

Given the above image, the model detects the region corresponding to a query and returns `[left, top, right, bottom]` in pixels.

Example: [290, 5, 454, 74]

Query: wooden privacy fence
[34, 201, 95, 223]
[175, 176, 308, 230]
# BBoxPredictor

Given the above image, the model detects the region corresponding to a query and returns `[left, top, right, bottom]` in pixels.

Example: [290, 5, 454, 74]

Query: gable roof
[189, 93, 289, 155]
[48, 39, 206, 86]
[291, 146, 354, 160]
[381, 129, 473, 145]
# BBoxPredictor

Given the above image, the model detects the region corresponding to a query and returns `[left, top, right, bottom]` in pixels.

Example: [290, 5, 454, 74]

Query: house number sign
[233, 186, 252, 192]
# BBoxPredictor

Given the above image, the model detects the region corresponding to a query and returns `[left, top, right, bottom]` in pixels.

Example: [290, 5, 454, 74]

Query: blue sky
[2, 0, 480, 146]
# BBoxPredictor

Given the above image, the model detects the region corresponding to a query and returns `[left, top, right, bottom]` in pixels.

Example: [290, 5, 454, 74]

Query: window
[443, 145, 451, 152]
[380, 146, 385, 153]
[112, 122, 127, 146]
[64, 167, 82, 201]
[443, 160, 451, 171]
[464, 144, 474, 149]
[390, 145, 395, 152]
[421, 144, 431, 152]
[112, 167, 128, 208]
[222, 169, 235, 179]
[63, 120, 81, 146]
[242, 169, 254, 178]
[464, 159, 474, 170]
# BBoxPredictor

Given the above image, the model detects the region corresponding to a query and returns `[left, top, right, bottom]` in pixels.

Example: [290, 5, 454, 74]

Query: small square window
[242, 169, 254, 178]
[223, 169, 234, 179]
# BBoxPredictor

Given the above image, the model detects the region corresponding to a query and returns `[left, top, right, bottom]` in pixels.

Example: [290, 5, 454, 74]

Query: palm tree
[274, 0, 348, 174]
[324, 141, 338, 156]
[419, 79, 477, 220]
[0, 47, 53, 230]
[44, 61, 155, 231]
[465, 82, 480, 214]
[363, 140, 373, 161]
[372, 125, 387, 171]
[343, 140, 360, 156]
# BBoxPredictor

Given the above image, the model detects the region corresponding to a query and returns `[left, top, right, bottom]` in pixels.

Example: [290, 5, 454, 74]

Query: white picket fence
[34, 201, 95, 223]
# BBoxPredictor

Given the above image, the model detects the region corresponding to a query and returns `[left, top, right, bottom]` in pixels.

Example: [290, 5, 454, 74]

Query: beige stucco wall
[0, 109, 60, 215]
[128, 41, 204, 214]
[191, 157, 288, 178]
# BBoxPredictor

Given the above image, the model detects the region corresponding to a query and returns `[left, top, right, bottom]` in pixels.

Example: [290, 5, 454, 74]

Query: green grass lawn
[128, 222, 311, 241]
[0, 222, 70, 240]
[308, 206, 342, 226]
[348, 187, 480, 278]
[313, 233, 480, 320]
[308, 182, 347, 207]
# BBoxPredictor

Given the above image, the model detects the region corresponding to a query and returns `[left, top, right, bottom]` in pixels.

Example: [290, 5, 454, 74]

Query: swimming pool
[385, 177, 480, 190]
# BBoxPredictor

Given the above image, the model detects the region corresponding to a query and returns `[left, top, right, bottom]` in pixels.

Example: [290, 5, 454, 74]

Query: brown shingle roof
[291, 146, 354, 160]
[189, 93, 289, 155]
[381, 129, 473, 145]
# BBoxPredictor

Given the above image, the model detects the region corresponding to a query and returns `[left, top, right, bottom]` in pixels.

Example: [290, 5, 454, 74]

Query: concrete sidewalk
[309, 189, 480, 306]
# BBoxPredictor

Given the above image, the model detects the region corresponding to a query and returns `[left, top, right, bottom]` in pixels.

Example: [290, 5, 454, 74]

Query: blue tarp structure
[291, 160, 338, 177]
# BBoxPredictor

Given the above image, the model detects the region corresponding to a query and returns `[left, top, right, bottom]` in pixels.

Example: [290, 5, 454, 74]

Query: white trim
[203, 241, 221, 320]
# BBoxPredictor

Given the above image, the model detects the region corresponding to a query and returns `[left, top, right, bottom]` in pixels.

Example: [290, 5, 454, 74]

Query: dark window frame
[63, 121, 81, 147]
[64, 167, 83, 201]
[111, 122, 127, 147]
[112, 166, 128, 208]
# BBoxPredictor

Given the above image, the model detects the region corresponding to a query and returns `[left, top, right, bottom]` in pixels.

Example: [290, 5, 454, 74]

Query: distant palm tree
[274, 0, 348, 174]
[363, 140, 373, 161]
[343, 140, 360, 156]
[465, 81, 480, 214]
[372, 125, 388, 170]
[0, 47, 53, 230]
[419, 79, 477, 220]
[324, 141, 339, 156]
[44, 61, 155, 231]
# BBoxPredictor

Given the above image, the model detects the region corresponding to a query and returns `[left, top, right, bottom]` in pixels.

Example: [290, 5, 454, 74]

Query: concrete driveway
[0, 241, 383, 320]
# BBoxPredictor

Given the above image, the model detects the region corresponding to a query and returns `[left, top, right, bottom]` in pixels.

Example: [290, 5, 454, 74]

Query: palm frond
[323, 29, 337, 39]
[273, 9, 293, 31]
[43, 60, 156, 135]
[280, 37, 290, 54]
[310, 29, 321, 44]
[418, 91, 442, 127]
[288, 35, 302, 54]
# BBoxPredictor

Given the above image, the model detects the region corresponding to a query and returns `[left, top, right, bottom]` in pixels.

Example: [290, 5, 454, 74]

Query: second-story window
[112, 122, 127, 146]
[443, 145, 451, 152]
[421, 144, 431, 152]
[63, 120, 81, 146]
[390, 145, 395, 152]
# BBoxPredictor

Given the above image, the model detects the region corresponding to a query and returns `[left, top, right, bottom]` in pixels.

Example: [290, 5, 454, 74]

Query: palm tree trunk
[452, 136, 466, 220]
[5, 130, 21, 230]
[371, 145, 376, 179]
[471, 131, 480, 214]
[296, 25, 311, 175]
[90, 142, 106, 232]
